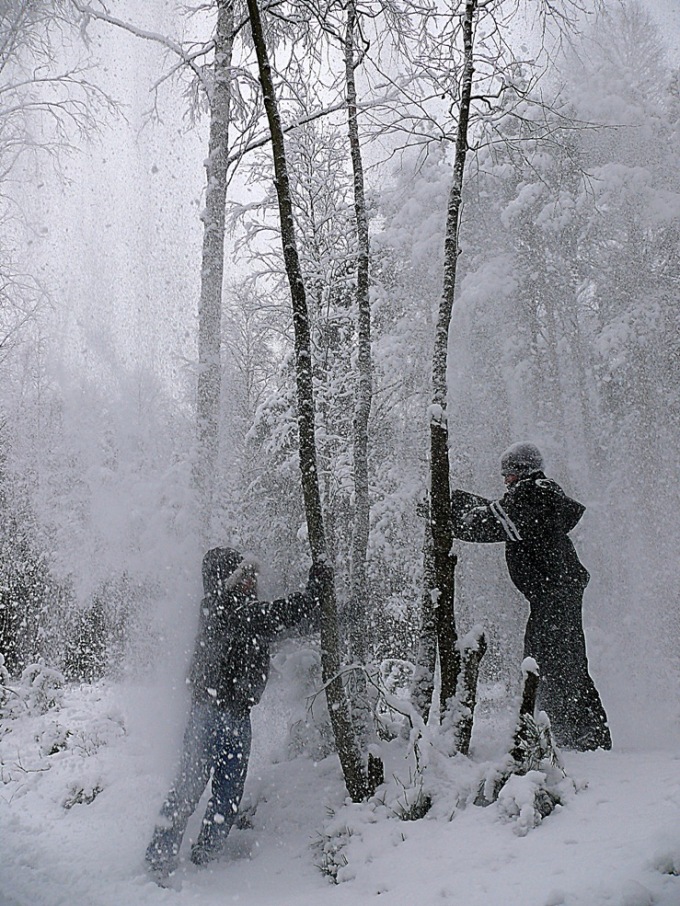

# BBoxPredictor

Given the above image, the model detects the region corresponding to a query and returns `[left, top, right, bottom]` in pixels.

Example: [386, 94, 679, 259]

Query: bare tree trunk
[195, 0, 234, 543]
[345, 0, 371, 675]
[421, 0, 477, 717]
[455, 629, 487, 755]
[246, 0, 368, 802]
[343, 0, 383, 794]
[475, 659, 547, 807]
[411, 516, 438, 721]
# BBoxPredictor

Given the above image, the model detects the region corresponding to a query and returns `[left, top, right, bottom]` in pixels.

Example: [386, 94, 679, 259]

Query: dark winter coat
[188, 555, 319, 715]
[451, 473, 611, 750]
[451, 471, 590, 603]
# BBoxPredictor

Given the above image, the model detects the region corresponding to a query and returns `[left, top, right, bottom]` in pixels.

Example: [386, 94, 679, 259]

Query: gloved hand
[306, 561, 333, 605]
[451, 489, 490, 520]
[451, 488, 473, 518]
[451, 489, 490, 540]
[463, 507, 483, 527]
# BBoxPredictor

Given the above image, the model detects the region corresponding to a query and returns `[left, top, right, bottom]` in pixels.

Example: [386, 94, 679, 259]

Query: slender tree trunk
[344, 0, 383, 793]
[411, 517, 438, 721]
[346, 0, 372, 671]
[246, 0, 368, 802]
[455, 629, 487, 756]
[424, 0, 477, 716]
[195, 0, 234, 542]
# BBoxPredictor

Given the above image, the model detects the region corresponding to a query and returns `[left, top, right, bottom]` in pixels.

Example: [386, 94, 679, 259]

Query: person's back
[494, 471, 590, 603]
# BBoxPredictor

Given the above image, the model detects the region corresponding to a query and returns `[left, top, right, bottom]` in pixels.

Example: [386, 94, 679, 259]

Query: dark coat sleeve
[236, 592, 318, 637]
[452, 476, 586, 545]
[451, 488, 508, 543]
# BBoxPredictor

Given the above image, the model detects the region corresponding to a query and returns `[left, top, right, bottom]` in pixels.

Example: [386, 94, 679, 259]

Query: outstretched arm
[451, 489, 508, 543]
[241, 563, 329, 635]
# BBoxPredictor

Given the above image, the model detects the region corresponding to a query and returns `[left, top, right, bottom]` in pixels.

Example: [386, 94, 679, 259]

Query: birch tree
[195, 0, 235, 541]
[344, 0, 372, 691]
[245, 0, 370, 801]
[413, 0, 477, 722]
[343, 0, 385, 789]
[72, 0, 254, 542]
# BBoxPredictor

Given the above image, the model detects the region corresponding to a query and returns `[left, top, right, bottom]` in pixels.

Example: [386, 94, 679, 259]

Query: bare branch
[70, 0, 213, 94]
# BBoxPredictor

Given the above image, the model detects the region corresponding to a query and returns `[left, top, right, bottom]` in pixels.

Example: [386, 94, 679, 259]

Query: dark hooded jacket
[451, 471, 589, 602]
[188, 548, 319, 714]
[451, 475, 611, 751]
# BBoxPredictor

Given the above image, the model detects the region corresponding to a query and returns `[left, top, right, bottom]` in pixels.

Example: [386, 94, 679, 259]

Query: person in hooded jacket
[450, 443, 611, 752]
[145, 547, 329, 879]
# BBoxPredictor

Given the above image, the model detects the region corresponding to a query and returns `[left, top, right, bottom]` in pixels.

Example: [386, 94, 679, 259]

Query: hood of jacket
[201, 547, 261, 598]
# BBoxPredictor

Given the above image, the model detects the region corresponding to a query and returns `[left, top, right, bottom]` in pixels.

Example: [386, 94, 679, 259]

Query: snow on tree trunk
[475, 658, 562, 810]
[454, 627, 487, 756]
[418, 0, 477, 720]
[411, 516, 438, 722]
[195, 0, 234, 543]
[246, 0, 369, 802]
[344, 0, 383, 795]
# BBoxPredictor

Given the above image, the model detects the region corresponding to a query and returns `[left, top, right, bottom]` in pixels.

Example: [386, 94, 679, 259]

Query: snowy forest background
[1, 0, 679, 757]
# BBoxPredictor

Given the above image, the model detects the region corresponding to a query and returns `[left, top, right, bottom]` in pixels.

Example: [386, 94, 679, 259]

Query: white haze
[4, 0, 679, 743]
[0, 2, 679, 904]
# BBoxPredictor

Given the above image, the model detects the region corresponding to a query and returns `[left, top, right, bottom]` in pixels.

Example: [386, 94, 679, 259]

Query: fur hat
[500, 442, 544, 477]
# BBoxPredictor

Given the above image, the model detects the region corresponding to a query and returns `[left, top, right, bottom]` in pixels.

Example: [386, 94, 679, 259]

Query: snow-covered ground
[1, 665, 679, 906]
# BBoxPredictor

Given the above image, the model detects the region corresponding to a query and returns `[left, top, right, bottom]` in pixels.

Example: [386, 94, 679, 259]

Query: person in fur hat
[451, 443, 611, 752]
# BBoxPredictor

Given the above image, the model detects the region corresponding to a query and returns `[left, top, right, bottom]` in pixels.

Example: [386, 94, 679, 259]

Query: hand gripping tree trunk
[344, 0, 383, 794]
[246, 0, 369, 802]
[418, 0, 477, 721]
[195, 0, 235, 543]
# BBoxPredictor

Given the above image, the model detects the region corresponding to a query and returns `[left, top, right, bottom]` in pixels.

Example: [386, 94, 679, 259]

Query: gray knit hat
[500, 442, 544, 477]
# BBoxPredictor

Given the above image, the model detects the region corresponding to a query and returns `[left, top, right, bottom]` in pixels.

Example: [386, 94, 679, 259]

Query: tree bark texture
[245, 0, 369, 802]
[476, 659, 559, 813]
[427, 0, 477, 713]
[455, 629, 487, 756]
[195, 0, 234, 542]
[343, 0, 383, 794]
[410, 515, 438, 721]
[345, 0, 372, 672]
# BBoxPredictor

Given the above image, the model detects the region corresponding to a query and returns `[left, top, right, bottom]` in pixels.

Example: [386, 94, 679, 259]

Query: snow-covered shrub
[511, 709, 559, 774]
[63, 780, 103, 809]
[474, 660, 574, 830]
[496, 769, 564, 836]
[315, 802, 382, 884]
[287, 713, 335, 761]
[62, 574, 158, 683]
[272, 645, 335, 761]
[36, 720, 73, 755]
[375, 658, 414, 740]
[652, 836, 680, 876]
[1, 658, 66, 719]
[389, 769, 432, 821]
[19, 659, 65, 714]
[35, 710, 125, 758]
[315, 821, 353, 883]
[0, 466, 74, 677]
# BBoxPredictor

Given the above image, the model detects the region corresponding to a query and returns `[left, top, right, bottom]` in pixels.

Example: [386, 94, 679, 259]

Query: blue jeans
[146, 700, 252, 871]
